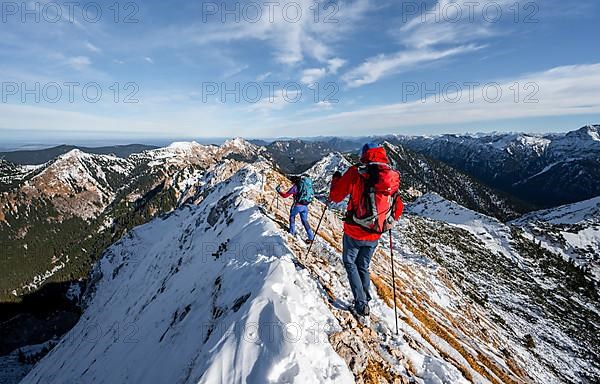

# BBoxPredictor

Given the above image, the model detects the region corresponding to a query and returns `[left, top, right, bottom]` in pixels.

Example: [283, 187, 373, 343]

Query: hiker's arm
[392, 172, 404, 219]
[278, 185, 296, 198]
[393, 196, 404, 220]
[329, 167, 356, 203]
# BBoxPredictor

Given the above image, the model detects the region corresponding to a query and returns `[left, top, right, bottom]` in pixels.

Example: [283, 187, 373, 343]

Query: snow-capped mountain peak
[221, 136, 253, 149]
[586, 125, 600, 141]
[565, 124, 600, 141]
[166, 141, 205, 151]
[15, 150, 133, 219]
[306, 152, 351, 177]
[217, 137, 265, 160]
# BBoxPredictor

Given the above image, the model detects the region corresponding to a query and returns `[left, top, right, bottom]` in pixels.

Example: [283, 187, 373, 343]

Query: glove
[332, 171, 342, 180]
[276, 185, 281, 193]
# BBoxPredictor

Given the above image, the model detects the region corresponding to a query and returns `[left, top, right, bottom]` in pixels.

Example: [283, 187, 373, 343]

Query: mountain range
[388, 125, 600, 208]
[0, 127, 598, 383]
[0, 144, 159, 166]
[5, 125, 599, 209]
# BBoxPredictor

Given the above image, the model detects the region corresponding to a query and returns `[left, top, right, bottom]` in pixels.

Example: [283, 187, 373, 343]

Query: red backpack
[347, 162, 404, 234]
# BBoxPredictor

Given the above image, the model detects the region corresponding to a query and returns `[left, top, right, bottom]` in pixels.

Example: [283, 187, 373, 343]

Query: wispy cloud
[300, 57, 347, 85]
[256, 72, 272, 81]
[300, 68, 327, 85]
[328, 58, 346, 74]
[397, 0, 506, 49]
[153, 0, 371, 67]
[85, 42, 101, 53]
[67, 56, 92, 71]
[342, 0, 506, 87]
[248, 89, 302, 114]
[343, 45, 482, 87]
[286, 63, 600, 134]
[223, 64, 249, 78]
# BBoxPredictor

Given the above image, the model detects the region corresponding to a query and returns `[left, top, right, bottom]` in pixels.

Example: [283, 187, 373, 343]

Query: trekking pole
[305, 203, 328, 258]
[269, 193, 276, 210]
[389, 229, 399, 336]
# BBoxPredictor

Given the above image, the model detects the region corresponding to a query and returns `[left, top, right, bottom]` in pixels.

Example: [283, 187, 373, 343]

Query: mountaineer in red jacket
[329, 143, 404, 317]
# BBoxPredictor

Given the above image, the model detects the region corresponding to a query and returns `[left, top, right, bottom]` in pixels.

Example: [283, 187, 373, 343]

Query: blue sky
[1, 0, 600, 144]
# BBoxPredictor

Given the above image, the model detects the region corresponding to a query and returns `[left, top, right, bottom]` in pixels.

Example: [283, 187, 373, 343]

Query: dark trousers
[342, 234, 378, 312]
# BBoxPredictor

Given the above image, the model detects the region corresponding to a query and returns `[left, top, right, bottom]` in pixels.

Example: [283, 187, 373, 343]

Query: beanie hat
[360, 142, 380, 158]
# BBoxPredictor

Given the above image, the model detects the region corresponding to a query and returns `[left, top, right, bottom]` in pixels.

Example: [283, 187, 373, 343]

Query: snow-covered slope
[406, 194, 599, 382]
[0, 149, 132, 224]
[512, 196, 600, 280]
[24, 149, 133, 219]
[513, 195, 600, 225]
[408, 193, 521, 262]
[0, 160, 40, 189]
[23, 163, 354, 384]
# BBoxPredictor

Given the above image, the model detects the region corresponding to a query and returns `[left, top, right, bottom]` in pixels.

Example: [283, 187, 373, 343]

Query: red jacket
[329, 147, 403, 241]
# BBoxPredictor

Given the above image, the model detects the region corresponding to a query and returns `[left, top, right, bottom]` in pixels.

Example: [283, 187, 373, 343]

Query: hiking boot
[305, 238, 314, 244]
[358, 303, 370, 317]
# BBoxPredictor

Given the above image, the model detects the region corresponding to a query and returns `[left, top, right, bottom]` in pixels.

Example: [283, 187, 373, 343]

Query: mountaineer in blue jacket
[277, 175, 315, 243]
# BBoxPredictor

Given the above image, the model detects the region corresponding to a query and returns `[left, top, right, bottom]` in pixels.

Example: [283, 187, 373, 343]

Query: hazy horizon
[1, 123, 598, 152]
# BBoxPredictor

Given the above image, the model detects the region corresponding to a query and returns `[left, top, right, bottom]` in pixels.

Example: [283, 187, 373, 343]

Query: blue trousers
[342, 234, 378, 311]
[289, 204, 314, 241]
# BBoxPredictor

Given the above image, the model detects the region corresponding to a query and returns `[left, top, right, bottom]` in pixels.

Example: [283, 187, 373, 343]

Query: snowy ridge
[395, 125, 600, 158]
[138, 138, 266, 168]
[139, 141, 216, 167]
[22, 164, 354, 384]
[512, 195, 600, 280]
[513, 195, 600, 225]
